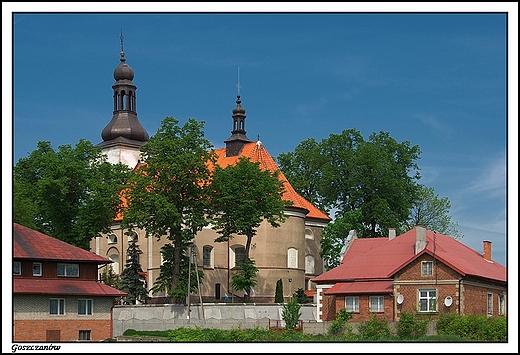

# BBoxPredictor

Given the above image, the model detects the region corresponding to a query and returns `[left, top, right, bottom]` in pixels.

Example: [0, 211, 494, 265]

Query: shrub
[327, 308, 353, 337]
[293, 288, 310, 304]
[281, 295, 302, 330]
[357, 313, 391, 340]
[436, 313, 507, 342]
[397, 311, 429, 339]
[275, 279, 284, 303]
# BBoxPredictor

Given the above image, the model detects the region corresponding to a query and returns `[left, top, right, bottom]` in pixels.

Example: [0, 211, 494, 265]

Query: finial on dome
[236, 67, 241, 97]
[118, 28, 126, 53]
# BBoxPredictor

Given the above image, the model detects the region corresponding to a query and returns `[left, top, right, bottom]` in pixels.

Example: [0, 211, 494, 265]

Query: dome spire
[224, 68, 252, 157]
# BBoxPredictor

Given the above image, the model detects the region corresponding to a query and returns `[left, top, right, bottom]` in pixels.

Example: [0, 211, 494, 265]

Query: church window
[288, 248, 298, 268]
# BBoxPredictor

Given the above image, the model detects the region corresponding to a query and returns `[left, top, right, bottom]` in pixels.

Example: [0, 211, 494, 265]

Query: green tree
[274, 278, 284, 303]
[13, 139, 132, 249]
[319, 209, 364, 270]
[208, 157, 289, 264]
[121, 117, 216, 303]
[403, 185, 463, 239]
[119, 236, 149, 304]
[281, 295, 302, 330]
[100, 264, 121, 289]
[230, 259, 258, 302]
[293, 288, 310, 304]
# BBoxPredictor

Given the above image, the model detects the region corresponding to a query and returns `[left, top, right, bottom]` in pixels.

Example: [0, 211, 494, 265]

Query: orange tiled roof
[213, 142, 331, 221]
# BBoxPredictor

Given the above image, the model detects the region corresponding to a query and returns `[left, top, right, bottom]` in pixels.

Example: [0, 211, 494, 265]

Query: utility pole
[187, 245, 191, 321]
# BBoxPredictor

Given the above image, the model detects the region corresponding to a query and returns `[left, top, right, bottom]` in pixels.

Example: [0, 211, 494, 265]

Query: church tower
[224, 69, 252, 157]
[97, 32, 149, 168]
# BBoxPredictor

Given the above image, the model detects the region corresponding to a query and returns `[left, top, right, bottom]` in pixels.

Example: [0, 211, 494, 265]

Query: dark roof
[13, 223, 110, 264]
[313, 227, 506, 284]
[14, 279, 126, 297]
[325, 280, 394, 295]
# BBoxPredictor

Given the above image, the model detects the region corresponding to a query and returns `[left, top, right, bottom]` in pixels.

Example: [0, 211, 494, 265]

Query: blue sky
[2, 3, 518, 353]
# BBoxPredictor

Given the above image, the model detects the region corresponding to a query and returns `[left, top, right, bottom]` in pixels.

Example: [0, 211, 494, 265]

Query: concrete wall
[113, 303, 318, 337]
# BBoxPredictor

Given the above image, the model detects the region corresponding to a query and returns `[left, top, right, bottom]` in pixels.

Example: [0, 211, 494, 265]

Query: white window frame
[13, 261, 21, 275]
[369, 295, 385, 312]
[345, 296, 359, 312]
[487, 293, 493, 315]
[418, 289, 437, 312]
[50, 298, 65, 315]
[33, 262, 42, 277]
[498, 295, 505, 315]
[287, 247, 298, 269]
[421, 261, 433, 276]
[78, 330, 91, 341]
[57, 263, 79, 277]
[78, 299, 93, 315]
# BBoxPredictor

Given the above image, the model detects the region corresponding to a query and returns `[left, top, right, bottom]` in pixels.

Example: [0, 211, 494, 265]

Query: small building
[312, 225, 507, 322]
[13, 223, 126, 342]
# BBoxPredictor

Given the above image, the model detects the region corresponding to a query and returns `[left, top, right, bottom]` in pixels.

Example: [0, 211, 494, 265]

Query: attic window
[422, 261, 433, 276]
[57, 263, 79, 277]
[13, 262, 21, 275]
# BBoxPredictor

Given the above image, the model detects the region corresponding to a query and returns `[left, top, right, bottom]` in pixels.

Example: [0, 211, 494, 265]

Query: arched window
[108, 253, 120, 275]
[305, 255, 315, 274]
[127, 231, 138, 242]
[230, 245, 246, 267]
[203, 245, 214, 268]
[287, 248, 298, 268]
[305, 228, 314, 240]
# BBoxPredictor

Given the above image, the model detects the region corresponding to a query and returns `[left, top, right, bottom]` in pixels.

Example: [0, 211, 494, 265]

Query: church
[89, 46, 331, 303]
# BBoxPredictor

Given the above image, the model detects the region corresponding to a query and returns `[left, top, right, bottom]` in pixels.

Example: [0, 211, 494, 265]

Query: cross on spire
[118, 28, 126, 52]
[236, 67, 241, 96]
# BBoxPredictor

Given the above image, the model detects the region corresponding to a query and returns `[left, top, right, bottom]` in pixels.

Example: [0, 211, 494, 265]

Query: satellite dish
[397, 295, 404, 304]
[444, 296, 453, 307]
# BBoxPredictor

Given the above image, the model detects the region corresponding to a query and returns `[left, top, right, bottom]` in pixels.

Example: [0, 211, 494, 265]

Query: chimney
[389, 228, 396, 240]
[415, 225, 427, 254]
[483, 241, 492, 261]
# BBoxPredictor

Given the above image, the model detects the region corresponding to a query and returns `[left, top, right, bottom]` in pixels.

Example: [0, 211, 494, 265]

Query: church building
[90, 47, 331, 303]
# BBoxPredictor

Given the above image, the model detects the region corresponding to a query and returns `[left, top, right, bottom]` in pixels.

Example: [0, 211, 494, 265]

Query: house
[90, 48, 331, 303]
[312, 225, 507, 322]
[13, 223, 126, 342]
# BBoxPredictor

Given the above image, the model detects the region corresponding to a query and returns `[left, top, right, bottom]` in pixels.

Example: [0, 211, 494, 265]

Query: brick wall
[334, 294, 394, 322]
[14, 319, 111, 342]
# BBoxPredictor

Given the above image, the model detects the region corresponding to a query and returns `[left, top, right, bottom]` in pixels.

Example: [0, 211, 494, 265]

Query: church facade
[89, 48, 331, 303]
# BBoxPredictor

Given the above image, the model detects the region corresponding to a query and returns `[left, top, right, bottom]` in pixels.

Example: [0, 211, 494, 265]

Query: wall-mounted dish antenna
[397, 294, 404, 304]
[444, 296, 453, 307]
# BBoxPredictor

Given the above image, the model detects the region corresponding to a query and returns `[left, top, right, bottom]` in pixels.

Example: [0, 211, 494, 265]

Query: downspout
[458, 278, 462, 315]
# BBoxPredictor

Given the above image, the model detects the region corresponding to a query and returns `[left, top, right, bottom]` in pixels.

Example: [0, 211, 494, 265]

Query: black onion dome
[232, 95, 246, 115]
[113, 51, 134, 81]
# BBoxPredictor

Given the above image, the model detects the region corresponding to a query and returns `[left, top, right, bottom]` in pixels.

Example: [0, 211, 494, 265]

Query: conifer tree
[275, 278, 284, 303]
[119, 236, 149, 304]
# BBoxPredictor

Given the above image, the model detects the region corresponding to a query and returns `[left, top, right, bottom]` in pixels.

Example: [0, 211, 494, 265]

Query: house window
[78, 330, 91, 341]
[287, 248, 298, 268]
[498, 295, 505, 315]
[50, 298, 65, 315]
[57, 263, 79, 277]
[78, 299, 93, 315]
[370, 296, 385, 312]
[305, 255, 315, 274]
[487, 293, 493, 315]
[345, 296, 359, 312]
[232, 246, 246, 267]
[13, 262, 21, 275]
[419, 289, 437, 312]
[203, 245, 213, 268]
[422, 261, 433, 276]
[33, 262, 42, 277]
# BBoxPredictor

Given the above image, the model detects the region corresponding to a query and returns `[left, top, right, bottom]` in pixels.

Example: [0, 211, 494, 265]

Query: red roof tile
[313, 227, 506, 284]
[13, 223, 111, 264]
[214, 142, 331, 221]
[325, 280, 394, 295]
[14, 279, 126, 297]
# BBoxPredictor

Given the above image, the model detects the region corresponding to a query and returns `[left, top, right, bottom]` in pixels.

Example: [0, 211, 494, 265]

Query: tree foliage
[274, 278, 284, 303]
[281, 295, 302, 330]
[13, 139, 132, 249]
[230, 259, 258, 302]
[119, 236, 149, 305]
[208, 156, 290, 260]
[403, 185, 463, 239]
[121, 117, 216, 302]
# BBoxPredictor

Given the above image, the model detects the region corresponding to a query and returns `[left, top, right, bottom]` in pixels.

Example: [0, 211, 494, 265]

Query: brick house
[312, 225, 507, 322]
[13, 223, 126, 342]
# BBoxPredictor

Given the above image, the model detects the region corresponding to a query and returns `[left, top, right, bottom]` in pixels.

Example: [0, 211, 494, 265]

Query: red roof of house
[14, 279, 126, 296]
[325, 280, 394, 295]
[312, 227, 506, 284]
[214, 142, 331, 221]
[13, 223, 111, 264]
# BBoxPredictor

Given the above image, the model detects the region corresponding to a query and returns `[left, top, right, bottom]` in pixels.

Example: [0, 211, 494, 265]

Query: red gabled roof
[14, 279, 126, 297]
[312, 227, 506, 284]
[13, 223, 111, 264]
[214, 142, 331, 221]
[325, 280, 394, 295]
